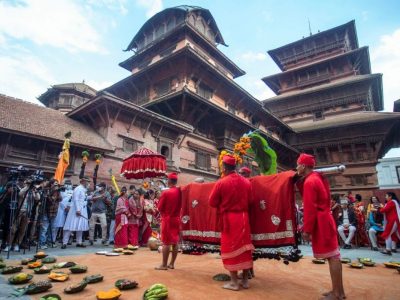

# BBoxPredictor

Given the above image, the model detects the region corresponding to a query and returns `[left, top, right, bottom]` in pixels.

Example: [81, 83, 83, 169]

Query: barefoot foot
[155, 265, 168, 270]
[222, 282, 239, 291]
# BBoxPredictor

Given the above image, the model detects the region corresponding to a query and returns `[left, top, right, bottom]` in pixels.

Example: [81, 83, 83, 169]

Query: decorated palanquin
[180, 171, 300, 262]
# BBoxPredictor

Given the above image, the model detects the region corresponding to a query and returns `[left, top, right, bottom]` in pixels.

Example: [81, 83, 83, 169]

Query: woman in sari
[114, 187, 130, 249]
[140, 191, 155, 246]
[354, 194, 369, 246]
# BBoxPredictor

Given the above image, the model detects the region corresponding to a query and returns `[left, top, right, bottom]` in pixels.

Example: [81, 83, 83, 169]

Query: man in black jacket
[337, 198, 357, 249]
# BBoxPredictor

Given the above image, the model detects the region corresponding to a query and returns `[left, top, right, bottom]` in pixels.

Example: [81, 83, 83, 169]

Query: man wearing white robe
[61, 177, 90, 249]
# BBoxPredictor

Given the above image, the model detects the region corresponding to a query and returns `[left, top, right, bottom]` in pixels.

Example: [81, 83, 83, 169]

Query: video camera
[6, 165, 29, 181]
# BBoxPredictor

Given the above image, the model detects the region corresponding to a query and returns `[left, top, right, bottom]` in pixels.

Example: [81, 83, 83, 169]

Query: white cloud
[240, 51, 267, 62]
[0, 52, 55, 104]
[136, 0, 163, 18]
[0, 0, 106, 53]
[371, 28, 400, 112]
[236, 75, 275, 101]
[86, 80, 114, 91]
[86, 0, 128, 15]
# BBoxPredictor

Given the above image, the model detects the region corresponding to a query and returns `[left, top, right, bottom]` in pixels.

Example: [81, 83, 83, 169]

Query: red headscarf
[168, 172, 178, 180]
[222, 154, 236, 166]
[297, 153, 315, 167]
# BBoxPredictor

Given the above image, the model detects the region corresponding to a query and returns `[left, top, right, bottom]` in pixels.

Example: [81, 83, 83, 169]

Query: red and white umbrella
[120, 147, 166, 179]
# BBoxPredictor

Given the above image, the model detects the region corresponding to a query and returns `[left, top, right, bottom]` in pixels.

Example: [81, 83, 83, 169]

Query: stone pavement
[0, 243, 399, 299]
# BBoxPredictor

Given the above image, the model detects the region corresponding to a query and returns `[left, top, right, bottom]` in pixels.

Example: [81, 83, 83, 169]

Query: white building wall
[376, 157, 400, 189]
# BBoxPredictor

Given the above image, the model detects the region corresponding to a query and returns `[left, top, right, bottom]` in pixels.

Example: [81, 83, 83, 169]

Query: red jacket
[298, 171, 339, 258]
[157, 186, 182, 218]
[209, 172, 251, 213]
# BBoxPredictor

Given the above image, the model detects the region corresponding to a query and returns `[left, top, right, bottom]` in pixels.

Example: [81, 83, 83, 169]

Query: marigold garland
[218, 136, 251, 177]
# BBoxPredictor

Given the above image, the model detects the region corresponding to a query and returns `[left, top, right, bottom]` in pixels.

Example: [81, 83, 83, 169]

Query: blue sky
[0, 0, 399, 156]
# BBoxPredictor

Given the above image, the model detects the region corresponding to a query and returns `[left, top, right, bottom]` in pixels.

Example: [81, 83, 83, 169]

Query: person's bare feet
[240, 280, 249, 289]
[155, 265, 168, 270]
[322, 291, 346, 299]
[222, 282, 239, 291]
[167, 264, 174, 269]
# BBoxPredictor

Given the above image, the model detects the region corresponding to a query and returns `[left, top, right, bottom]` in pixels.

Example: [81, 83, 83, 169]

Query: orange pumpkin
[96, 288, 121, 300]
[28, 261, 42, 269]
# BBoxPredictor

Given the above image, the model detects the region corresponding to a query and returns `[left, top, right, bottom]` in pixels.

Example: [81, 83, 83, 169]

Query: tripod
[3, 181, 19, 259]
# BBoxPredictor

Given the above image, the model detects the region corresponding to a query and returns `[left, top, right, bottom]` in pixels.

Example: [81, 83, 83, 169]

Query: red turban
[222, 154, 236, 166]
[168, 172, 178, 180]
[297, 153, 315, 167]
[239, 167, 251, 174]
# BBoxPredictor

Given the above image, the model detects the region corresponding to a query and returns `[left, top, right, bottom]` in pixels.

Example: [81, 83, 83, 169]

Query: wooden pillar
[325, 146, 331, 163]
[338, 144, 343, 162]
[351, 143, 356, 162]
[38, 142, 47, 166]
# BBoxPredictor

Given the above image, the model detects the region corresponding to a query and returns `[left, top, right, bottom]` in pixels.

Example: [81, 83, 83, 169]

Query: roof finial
[308, 18, 312, 36]
[82, 79, 85, 84]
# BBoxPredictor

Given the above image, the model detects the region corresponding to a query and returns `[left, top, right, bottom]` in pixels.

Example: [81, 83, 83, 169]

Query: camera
[7, 166, 29, 181]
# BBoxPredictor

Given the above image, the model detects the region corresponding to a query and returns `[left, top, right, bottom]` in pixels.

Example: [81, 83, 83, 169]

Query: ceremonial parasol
[120, 147, 166, 179]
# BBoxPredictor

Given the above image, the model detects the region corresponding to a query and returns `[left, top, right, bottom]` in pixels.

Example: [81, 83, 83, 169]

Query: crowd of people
[0, 155, 399, 299]
[297, 187, 400, 255]
[0, 175, 162, 252]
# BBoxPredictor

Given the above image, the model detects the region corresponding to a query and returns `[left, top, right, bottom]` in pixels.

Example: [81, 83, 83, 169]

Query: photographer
[0, 182, 13, 250]
[88, 182, 111, 246]
[7, 178, 40, 251]
[39, 179, 62, 249]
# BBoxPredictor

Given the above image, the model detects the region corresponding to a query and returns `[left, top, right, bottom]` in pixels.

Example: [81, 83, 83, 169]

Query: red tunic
[380, 200, 400, 241]
[157, 186, 182, 245]
[298, 172, 339, 259]
[209, 172, 254, 272]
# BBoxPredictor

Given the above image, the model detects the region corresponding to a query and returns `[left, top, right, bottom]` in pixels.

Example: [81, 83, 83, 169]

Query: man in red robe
[209, 154, 254, 291]
[155, 172, 182, 270]
[297, 154, 345, 300]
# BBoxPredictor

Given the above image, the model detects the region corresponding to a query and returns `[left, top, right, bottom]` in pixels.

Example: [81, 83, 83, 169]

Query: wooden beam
[178, 94, 187, 120]
[111, 108, 121, 128]
[95, 107, 107, 125]
[79, 116, 90, 126]
[105, 103, 110, 127]
[193, 108, 210, 127]
[155, 125, 164, 139]
[178, 133, 187, 149]
[187, 102, 203, 122]
[127, 114, 138, 133]
[164, 101, 177, 118]
[142, 120, 152, 138]
[87, 111, 97, 125]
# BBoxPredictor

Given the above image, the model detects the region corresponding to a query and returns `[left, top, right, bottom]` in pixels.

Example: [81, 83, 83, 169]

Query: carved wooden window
[137, 86, 148, 101]
[154, 78, 171, 96]
[197, 83, 213, 100]
[157, 139, 173, 162]
[195, 151, 211, 171]
[351, 175, 366, 186]
[123, 138, 138, 153]
[314, 110, 324, 120]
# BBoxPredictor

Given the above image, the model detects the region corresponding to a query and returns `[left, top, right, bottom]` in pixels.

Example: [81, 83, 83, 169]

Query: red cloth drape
[120, 147, 166, 179]
[180, 171, 297, 247]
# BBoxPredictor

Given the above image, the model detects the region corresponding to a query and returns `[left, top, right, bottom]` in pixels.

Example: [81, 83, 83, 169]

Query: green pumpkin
[42, 257, 57, 264]
[2, 266, 23, 274]
[64, 281, 88, 294]
[115, 279, 138, 290]
[84, 274, 104, 284]
[69, 265, 88, 274]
